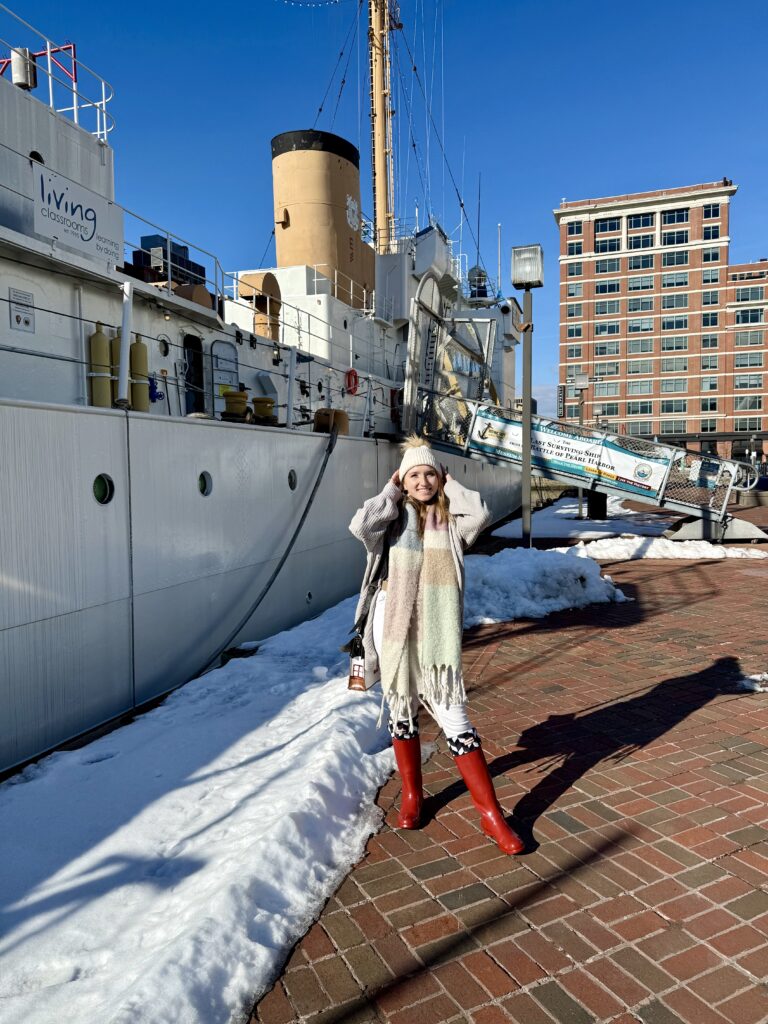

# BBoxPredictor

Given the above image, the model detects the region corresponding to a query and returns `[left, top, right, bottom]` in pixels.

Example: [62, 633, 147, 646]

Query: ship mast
[369, 0, 396, 254]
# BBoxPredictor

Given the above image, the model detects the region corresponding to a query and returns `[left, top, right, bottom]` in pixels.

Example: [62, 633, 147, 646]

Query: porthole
[158, 336, 170, 357]
[199, 471, 213, 496]
[306, 591, 313, 604]
[317, 380, 323, 394]
[93, 473, 115, 505]
[288, 469, 297, 490]
[343, 319, 348, 329]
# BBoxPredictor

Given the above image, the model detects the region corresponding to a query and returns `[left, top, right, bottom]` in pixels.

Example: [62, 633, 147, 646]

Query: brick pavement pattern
[252, 549, 768, 1024]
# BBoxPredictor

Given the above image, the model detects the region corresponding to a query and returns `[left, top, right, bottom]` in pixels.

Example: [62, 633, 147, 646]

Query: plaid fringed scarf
[380, 502, 465, 726]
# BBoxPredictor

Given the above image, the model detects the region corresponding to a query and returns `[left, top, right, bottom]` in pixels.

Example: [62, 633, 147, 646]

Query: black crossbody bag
[343, 536, 390, 691]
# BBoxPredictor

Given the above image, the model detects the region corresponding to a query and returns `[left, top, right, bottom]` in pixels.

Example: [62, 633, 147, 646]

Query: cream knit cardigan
[348, 477, 492, 690]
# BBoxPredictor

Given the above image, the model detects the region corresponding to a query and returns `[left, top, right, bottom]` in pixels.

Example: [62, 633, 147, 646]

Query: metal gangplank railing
[416, 389, 758, 522]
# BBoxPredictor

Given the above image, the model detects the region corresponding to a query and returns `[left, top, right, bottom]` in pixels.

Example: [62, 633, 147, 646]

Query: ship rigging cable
[312, 0, 363, 129]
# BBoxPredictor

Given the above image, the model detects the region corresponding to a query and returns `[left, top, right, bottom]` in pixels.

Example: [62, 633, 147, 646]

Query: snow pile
[465, 547, 624, 625]
[0, 599, 390, 1024]
[493, 495, 675, 540]
[737, 673, 768, 693]
[563, 536, 768, 563]
[0, 546, 624, 1024]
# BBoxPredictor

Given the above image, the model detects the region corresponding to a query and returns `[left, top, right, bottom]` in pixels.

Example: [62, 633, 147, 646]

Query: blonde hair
[399, 435, 451, 535]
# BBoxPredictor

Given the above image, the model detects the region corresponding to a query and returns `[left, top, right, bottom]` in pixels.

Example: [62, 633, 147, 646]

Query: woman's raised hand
[441, 463, 453, 483]
[390, 470, 401, 489]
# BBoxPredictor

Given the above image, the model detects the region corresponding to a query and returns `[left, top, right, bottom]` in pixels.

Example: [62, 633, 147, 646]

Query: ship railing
[0, 4, 115, 141]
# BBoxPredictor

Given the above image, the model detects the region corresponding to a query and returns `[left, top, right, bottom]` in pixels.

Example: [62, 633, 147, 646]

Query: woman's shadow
[422, 655, 743, 851]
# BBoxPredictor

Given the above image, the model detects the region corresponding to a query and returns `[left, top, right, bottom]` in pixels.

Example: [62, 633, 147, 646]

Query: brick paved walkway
[252, 547, 768, 1024]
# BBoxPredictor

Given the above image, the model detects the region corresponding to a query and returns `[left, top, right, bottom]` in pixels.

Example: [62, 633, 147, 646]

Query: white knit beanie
[399, 444, 442, 481]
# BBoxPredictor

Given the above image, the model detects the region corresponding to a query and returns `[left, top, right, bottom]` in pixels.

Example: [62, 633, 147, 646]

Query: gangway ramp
[416, 390, 759, 527]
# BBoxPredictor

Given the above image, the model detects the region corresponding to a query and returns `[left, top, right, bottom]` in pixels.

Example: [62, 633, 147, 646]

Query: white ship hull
[0, 398, 521, 770]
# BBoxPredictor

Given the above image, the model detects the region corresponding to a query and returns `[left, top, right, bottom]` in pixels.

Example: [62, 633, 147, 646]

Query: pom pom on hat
[398, 437, 442, 481]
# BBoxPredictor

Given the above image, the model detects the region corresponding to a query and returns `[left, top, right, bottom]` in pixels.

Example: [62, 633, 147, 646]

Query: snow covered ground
[0, 547, 625, 1024]
[563, 535, 768, 563]
[493, 495, 678, 541]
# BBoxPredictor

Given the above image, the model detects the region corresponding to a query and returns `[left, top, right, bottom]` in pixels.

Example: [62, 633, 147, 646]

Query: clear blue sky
[19, 0, 768, 414]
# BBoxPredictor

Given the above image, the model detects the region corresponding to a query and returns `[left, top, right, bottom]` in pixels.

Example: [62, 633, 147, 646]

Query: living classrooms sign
[469, 410, 674, 500]
[33, 166, 123, 265]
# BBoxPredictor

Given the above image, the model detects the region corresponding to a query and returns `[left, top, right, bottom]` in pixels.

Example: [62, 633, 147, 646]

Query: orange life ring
[345, 368, 359, 395]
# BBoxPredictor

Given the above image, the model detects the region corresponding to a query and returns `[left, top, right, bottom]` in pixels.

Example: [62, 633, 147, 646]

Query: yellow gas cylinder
[130, 334, 150, 412]
[88, 321, 111, 407]
[110, 328, 121, 404]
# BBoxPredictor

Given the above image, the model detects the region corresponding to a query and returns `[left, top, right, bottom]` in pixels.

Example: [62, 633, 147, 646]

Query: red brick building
[554, 180, 767, 458]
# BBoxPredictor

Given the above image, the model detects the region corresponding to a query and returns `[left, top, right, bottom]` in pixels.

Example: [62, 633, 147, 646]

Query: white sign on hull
[32, 166, 123, 265]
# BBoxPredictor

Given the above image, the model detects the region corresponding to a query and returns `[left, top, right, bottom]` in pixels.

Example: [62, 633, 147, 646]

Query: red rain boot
[454, 747, 524, 855]
[391, 736, 423, 829]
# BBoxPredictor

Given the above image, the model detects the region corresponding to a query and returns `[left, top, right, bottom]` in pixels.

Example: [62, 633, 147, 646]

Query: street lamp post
[511, 244, 544, 548]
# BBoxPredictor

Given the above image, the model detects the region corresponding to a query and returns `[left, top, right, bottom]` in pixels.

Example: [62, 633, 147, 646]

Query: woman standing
[349, 436, 523, 855]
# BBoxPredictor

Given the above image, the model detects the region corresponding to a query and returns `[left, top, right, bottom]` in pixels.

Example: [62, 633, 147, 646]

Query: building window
[628, 234, 654, 250]
[626, 421, 653, 435]
[700, 397, 718, 412]
[735, 330, 763, 347]
[735, 396, 762, 412]
[594, 217, 621, 233]
[701, 334, 719, 348]
[595, 341, 620, 356]
[595, 279, 620, 294]
[701, 419, 718, 433]
[663, 229, 689, 246]
[660, 419, 687, 434]
[595, 258, 621, 274]
[702, 312, 719, 327]
[628, 296, 654, 312]
[627, 401, 653, 416]
[734, 374, 762, 389]
[567, 221, 583, 235]
[595, 300, 621, 316]
[662, 250, 688, 267]
[566, 345, 582, 359]
[628, 275, 654, 291]
[735, 308, 764, 324]
[628, 253, 654, 270]
[702, 268, 719, 284]
[703, 203, 720, 219]
[628, 338, 654, 354]
[702, 291, 719, 306]
[567, 242, 582, 256]
[661, 378, 687, 393]
[702, 247, 720, 263]
[627, 380, 653, 394]
[568, 262, 583, 277]
[662, 294, 688, 309]
[736, 287, 764, 302]
[701, 354, 719, 370]
[628, 213, 654, 229]
[628, 317, 654, 333]
[734, 417, 762, 432]
[661, 357, 688, 372]
[565, 404, 579, 418]
[595, 402, 620, 417]
[662, 315, 688, 331]
[567, 303, 583, 318]
[701, 377, 718, 392]
[594, 321, 620, 336]
[567, 325, 583, 338]
[661, 336, 688, 351]
[595, 237, 621, 253]
[662, 208, 689, 225]
[703, 225, 720, 240]
[594, 382, 620, 397]
[595, 361, 620, 376]
[661, 399, 687, 414]
[662, 271, 689, 288]
[735, 351, 764, 368]
[627, 359, 654, 375]
[567, 282, 583, 297]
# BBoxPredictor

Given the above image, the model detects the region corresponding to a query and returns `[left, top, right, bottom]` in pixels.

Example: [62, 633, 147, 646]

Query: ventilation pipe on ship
[271, 130, 374, 309]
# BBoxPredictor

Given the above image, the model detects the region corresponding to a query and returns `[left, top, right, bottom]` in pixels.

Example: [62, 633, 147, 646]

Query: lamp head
[511, 244, 544, 290]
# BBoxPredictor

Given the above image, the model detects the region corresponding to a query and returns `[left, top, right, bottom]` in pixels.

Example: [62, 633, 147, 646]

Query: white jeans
[372, 589, 473, 738]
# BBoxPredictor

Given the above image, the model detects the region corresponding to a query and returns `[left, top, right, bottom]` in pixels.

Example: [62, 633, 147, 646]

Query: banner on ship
[469, 411, 674, 499]
[33, 166, 123, 265]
